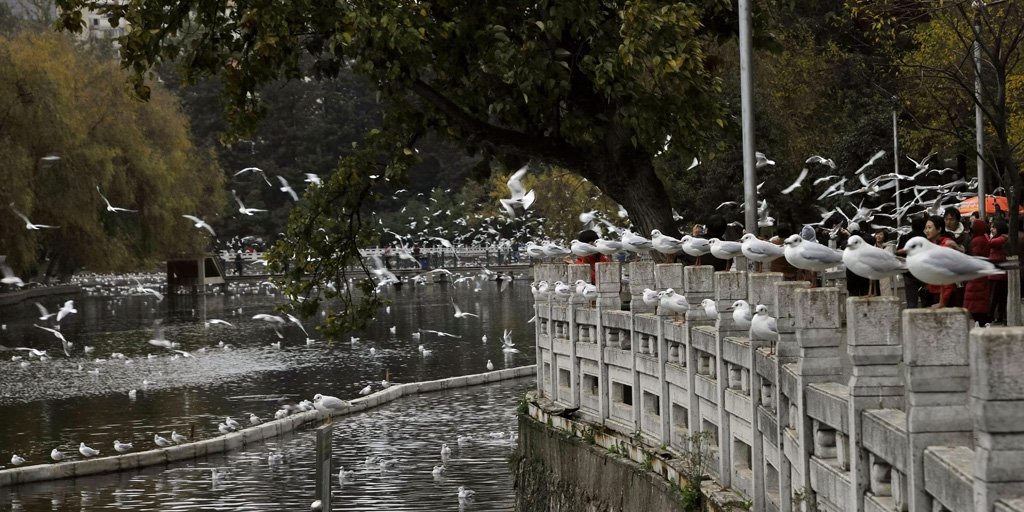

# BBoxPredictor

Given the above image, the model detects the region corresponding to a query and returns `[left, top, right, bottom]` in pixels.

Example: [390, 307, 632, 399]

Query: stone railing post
[684, 265, 716, 325]
[707, 270, 747, 488]
[595, 262, 622, 310]
[903, 309, 972, 512]
[793, 287, 842, 502]
[769, 281, 810, 512]
[564, 265, 590, 408]
[847, 297, 904, 512]
[748, 272, 784, 312]
[629, 262, 656, 314]
[971, 327, 1024, 511]
[533, 263, 560, 397]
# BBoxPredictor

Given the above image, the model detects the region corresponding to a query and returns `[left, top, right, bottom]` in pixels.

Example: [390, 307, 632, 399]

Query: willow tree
[57, 0, 732, 334]
[0, 30, 224, 282]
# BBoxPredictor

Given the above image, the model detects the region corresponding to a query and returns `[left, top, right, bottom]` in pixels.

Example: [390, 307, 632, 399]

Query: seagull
[805, 155, 836, 169]
[642, 288, 661, 309]
[621, 231, 654, 259]
[33, 324, 72, 356]
[658, 289, 690, 323]
[458, 486, 476, 500]
[232, 190, 268, 216]
[268, 451, 283, 463]
[781, 168, 810, 195]
[378, 458, 399, 471]
[56, 300, 77, 322]
[843, 235, 906, 282]
[782, 235, 843, 272]
[755, 151, 775, 169]
[441, 443, 452, 458]
[79, 442, 100, 457]
[650, 229, 682, 254]
[700, 298, 718, 316]
[486, 359, 494, 371]
[727, 300, 753, 330]
[96, 186, 138, 212]
[904, 236, 1005, 285]
[594, 238, 624, 257]
[249, 414, 262, 425]
[359, 384, 372, 395]
[751, 304, 779, 353]
[171, 431, 188, 444]
[114, 440, 133, 453]
[313, 393, 351, 422]
[338, 466, 355, 481]
[570, 239, 601, 257]
[148, 322, 175, 349]
[154, 434, 173, 447]
[709, 238, 743, 261]
[452, 300, 479, 319]
[304, 173, 322, 186]
[553, 281, 572, 301]
[51, 448, 64, 461]
[739, 233, 785, 271]
[432, 465, 446, 476]
[1, 265, 25, 287]
[234, 166, 272, 185]
[277, 176, 299, 201]
[182, 215, 217, 236]
[205, 319, 234, 328]
[680, 235, 711, 259]
[286, 314, 309, 336]
[225, 417, 241, 430]
[9, 202, 58, 229]
[218, 423, 233, 434]
[499, 166, 537, 218]
[253, 314, 286, 338]
[10, 454, 25, 466]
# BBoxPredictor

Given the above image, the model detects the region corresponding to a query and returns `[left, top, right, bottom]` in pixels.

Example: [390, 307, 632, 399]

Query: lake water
[0, 273, 536, 510]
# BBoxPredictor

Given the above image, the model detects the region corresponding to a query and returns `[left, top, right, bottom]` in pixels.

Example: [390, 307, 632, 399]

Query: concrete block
[905, 365, 970, 393]
[847, 296, 902, 346]
[975, 447, 1024, 482]
[970, 327, 1024, 401]
[796, 356, 843, 376]
[906, 405, 973, 432]
[748, 272, 783, 308]
[655, 263, 685, 290]
[223, 432, 244, 450]
[684, 265, 715, 294]
[715, 271, 748, 302]
[134, 448, 167, 467]
[629, 262, 656, 293]
[979, 483, 1024, 512]
[567, 264, 591, 287]
[595, 262, 622, 292]
[848, 345, 904, 366]
[794, 288, 841, 329]
[773, 281, 811, 325]
[971, 400, 1024, 433]
[796, 329, 842, 348]
[902, 309, 970, 366]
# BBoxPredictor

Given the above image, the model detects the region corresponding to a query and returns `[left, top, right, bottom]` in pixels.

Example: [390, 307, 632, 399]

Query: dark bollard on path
[314, 423, 333, 511]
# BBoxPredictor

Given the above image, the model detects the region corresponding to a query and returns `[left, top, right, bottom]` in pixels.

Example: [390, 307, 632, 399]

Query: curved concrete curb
[0, 364, 536, 488]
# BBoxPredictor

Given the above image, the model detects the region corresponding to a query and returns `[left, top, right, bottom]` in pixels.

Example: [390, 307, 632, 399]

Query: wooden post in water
[315, 423, 333, 511]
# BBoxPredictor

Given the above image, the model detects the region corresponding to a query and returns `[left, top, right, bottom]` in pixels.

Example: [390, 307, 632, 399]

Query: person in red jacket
[569, 229, 611, 284]
[989, 218, 1009, 325]
[963, 218, 990, 323]
[924, 215, 958, 308]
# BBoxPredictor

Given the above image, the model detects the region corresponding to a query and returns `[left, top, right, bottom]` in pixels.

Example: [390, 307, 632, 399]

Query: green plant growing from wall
[583, 427, 596, 445]
[641, 451, 654, 472]
[792, 488, 821, 512]
[516, 394, 529, 415]
[677, 430, 713, 511]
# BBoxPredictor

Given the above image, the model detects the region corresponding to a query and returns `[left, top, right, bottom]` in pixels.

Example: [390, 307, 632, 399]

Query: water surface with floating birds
[0, 272, 535, 510]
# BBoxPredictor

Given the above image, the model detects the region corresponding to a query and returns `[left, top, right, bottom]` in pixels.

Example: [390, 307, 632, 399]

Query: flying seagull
[182, 215, 216, 236]
[96, 186, 138, 213]
[9, 203, 58, 230]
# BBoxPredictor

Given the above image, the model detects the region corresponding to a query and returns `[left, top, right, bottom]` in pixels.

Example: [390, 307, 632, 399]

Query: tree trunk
[584, 153, 678, 240]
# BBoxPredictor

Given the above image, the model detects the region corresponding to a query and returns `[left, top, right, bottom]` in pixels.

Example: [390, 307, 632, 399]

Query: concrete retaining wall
[0, 285, 81, 307]
[0, 365, 536, 488]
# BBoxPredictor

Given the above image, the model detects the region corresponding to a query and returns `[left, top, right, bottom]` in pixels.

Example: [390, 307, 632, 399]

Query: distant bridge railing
[216, 247, 532, 275]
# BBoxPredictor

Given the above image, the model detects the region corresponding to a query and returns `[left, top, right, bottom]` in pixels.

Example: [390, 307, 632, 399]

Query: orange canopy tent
[957, 195, 1023, 214]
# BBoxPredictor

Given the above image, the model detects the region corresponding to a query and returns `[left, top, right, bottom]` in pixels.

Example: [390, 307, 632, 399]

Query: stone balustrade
[532, 262, 1024, 512]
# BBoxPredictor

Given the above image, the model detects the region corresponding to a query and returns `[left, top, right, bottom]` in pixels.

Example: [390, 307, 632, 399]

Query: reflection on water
[3, 378, 532, 511]
[0, 274, 535, 510]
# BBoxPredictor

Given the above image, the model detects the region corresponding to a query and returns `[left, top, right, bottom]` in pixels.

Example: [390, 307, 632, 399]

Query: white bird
[441, 443, 452, 458]
[843, 235, 906, 281]
[51, 448, 64, 461]
[232, 190, 268, 216]
[277, 176, 299, 201]
[458, 435, 474, 446]
[1, 265, 25, 287]
[650, 229, 682, 254]
[740, 233, 785, 269]
[10, 454, 25, 466]
[235, 166, 272, 185]
[154, 434, 173, 447]
[36, 302, 57, 321]
[225, 417, 241, 430]
[378, 458, 399, 471]
[452, 300, 479, 319]
[755, 151, 775, 169]
[680, 235, 712, 258]
[621, 231, 654, 256]
[96, 186, 138, 212]
[56, 300, 77, 322]
[805, 155, 836, 169]
[359, 384, 372, 395]
[642, 288, 661, 309]
[182, 215, 217, 236]
[700, 298, 718, 316]
[79, 442, 100, 457]
[552, 281, 572, 301]
[218, 423, 233, 434]
[249, 414, 263, 425]
[728, 300, 753, 330]
[432, 465, 446, 476]
[751, 304, 780, 353]
[904, 236, 1005, 285]
[304, 173, 322, 186]
[458, 486, 476, 500]
[9, 202, 58, 229]
[268, 451, 283, 463]
[313, 394, 351, 414]
[171, 431, 188, 444]
[253, 314, 286, 338]
[148, 322, 175, 349]
[286, 313, 310, 336]
[499, 166, 537, 218]
[486, 360, 494, 371]
[114, 440, 133, 453]
[782, 234, 843, 272]
[781, 168, 810, 195]
[570, 239, 600, 257]
[33, 324, 72, 356]
[206, 319, 234, 328]
[594, 238, 624, 256]
[338, 466, 355, 481]
[574, 279, 597, 302]
[709, 238, 743, 261]
[658, 289, 690, 323]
